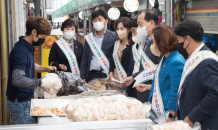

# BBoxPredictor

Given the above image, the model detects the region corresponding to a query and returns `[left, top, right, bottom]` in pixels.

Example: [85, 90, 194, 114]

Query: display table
[0, 119, 152, 130]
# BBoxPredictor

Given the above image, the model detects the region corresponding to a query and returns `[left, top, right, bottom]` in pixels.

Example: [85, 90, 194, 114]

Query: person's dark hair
[91, 9, 107, 21]
[205, 42, 212, 50]
[174, 20, 204, 42]
[152, 25, 177, 55]
[114, 17, 133, 44]
[138, 9, 158, 25]
[26, 16, 52, 36]
[61, 18, 78, 33]
[131, 18, 138, 28]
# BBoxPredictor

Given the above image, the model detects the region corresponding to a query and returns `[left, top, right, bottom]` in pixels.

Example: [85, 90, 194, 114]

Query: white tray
[30, 99, 75, 116]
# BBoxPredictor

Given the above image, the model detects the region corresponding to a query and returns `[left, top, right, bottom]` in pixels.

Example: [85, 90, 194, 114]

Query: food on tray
[152, 121, 192, 130]
[41, 73, 63, 95]
[32, 106, 65, 115]
[65, 95, 149, 122]
[88, 78, 117, 90]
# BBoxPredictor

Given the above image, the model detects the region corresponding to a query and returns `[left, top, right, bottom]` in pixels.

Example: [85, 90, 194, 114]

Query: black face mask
[32, 37, 45, 46]
[177, 38, 189, 56]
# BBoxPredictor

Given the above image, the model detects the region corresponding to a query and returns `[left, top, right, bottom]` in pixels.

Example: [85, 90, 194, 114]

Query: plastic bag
[41, 73, 63, 95]
[152, 120, 201, 130]
[44, 92, 57, 99]
[65, 95, 149, 122]
[55, 71, 88, 96]
[34, 87, 44, 99]
[87, 78, 125, 94]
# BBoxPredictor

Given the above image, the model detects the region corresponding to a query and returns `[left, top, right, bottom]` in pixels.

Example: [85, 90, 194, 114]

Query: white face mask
[137, 22, 151, 39]
[64, 31, 75, 40]
[117, 30, 128, 40]
[93, 22, 105, 31]
[132, 34, 142, 44]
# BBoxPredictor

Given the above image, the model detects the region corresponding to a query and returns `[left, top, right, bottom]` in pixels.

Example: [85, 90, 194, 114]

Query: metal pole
[74, 14, 78, 40]
[170, 0, 173, 27]
[165, 0, 172, 26]
[83, 11, 87, 44]
[0, 0, 10, 125]
[89, 17, 92, 33]
[6, 0, 16, 53]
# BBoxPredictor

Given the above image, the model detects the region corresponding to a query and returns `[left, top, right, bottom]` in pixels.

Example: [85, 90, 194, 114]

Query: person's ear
[32, 29, 37, 36]
[150, 20, 155, 26]
[105, 19, 108, 24]
[186, 36, 191, 43]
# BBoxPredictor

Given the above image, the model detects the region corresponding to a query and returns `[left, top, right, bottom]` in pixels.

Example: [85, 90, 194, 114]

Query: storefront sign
[124, 0, 139, 12]
[86, 10, 92, 17]
[95, 6, 101, 11]
[79, 11, 84, 20]
[149, 0, 155, 7]
[52, 0, 104, 19]
[108, 8, 120, 20]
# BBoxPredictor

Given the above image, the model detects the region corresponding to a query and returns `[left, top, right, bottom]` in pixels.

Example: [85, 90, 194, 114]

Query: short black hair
[138, 9, 158, 25]
[61, 18, 78, 33]
[131, 18, 138, 28]
[91, 9, 107, 21]
[174, 20, 204, 42]
[205, 42, 212, 50]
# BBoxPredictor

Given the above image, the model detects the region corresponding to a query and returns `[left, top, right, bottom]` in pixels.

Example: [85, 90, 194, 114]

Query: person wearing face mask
[121, 9, 162, 103]
[135, 25, 185, 124]
[109, 17, 134, 90]
[81, 9, 117, 82]
[6, 17, 56, 124]
[175, 20, 218, 130]
[123, 18, 140, 98]
[49, 18, 83, 75]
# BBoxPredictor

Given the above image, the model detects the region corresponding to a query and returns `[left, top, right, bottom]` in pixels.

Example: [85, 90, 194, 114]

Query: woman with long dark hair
[109, 17, 134, 89]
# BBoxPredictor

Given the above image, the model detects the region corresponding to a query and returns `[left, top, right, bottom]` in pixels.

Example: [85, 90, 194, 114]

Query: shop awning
[51, 0, 108, 19]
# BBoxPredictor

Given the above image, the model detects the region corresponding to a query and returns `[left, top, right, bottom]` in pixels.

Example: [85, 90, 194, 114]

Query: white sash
[177, 51, 218, 106]
[85, 33, 110, 76]
[151, 57, 169, 124]
[56, 38, 80, 77]
[141, 51, 155, 69]
[133, 48, 157, 87]
[132, 44, 141, 72]
[113, 41, 127, 81]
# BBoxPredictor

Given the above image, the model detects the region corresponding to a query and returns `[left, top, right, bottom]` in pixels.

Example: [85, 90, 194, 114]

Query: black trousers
[86, 70, 107, 83]
[137, 90, 150, 103]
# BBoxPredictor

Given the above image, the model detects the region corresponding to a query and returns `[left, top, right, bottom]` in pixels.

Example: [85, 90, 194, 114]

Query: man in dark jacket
[80, 9, 116, 82]
[175, 20, 218, 130]
[122, 9, 162, 103]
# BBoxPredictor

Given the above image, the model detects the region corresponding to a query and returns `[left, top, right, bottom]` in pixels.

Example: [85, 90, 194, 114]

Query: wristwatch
[168, 113, 176, 119]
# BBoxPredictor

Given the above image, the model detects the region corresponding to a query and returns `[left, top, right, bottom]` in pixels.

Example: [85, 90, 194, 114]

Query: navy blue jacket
[178, 45, 218, 130]
[80, 29, 116, 79]
[7, 37, 35, 102]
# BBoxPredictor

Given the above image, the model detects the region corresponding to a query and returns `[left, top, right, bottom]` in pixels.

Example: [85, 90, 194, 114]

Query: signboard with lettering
[52, 0, 106, 19]
[108, 8, 120, 20]
[123, 0, 139, 12]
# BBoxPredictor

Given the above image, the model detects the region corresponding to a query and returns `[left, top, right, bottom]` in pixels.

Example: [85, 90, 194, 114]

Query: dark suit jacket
[178, 45, 218, 130]
[49, 39, 83, 72]
[128, 39, 162, 103]
[80, 29, 117, 79]
[109, 44, 133, 74]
